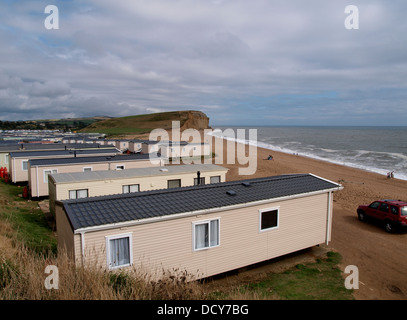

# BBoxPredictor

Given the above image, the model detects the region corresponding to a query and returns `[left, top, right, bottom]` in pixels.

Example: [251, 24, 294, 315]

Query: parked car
[357, 199, 407, 233]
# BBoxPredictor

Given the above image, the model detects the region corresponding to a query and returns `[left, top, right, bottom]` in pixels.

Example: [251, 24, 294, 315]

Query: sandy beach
[196, 133, 407, 300]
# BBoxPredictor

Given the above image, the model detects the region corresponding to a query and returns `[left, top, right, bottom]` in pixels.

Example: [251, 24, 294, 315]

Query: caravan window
[193, 219, 220, 251]
[259, 207, 279, 231]
[69, 189, 89, 199]
[194, 177, 205, 185]
[106, 233, 133, 269]
[22, 160, 28, 171]
[167, 179, 181, 189]
[210, 176, 221, 184]
[44, 169, 57, 183]
[122, 184, 139, 193]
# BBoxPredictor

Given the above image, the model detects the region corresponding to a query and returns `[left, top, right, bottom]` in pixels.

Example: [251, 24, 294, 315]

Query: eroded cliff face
[180, 111, 210, 131]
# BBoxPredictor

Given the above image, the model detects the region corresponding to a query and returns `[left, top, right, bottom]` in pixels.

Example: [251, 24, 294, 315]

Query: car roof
[381, 199, 407, 206]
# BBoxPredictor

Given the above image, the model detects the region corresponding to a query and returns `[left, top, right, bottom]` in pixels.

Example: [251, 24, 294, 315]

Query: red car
[357, 199, 407, 233]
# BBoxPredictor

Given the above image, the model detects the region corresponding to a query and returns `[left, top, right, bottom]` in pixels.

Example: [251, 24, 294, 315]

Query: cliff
[180, 111, 210, 131]
[81, 110, 210, 136]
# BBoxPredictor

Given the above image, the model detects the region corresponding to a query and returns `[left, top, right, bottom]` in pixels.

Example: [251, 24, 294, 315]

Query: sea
[208, 126, 407, 181]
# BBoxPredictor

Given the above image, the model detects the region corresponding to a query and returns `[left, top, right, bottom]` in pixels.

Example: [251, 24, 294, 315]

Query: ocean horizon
[208, 125, 407, 181]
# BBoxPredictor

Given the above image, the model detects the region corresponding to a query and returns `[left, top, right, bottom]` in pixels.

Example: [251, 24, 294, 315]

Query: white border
[192, 218, 220, 251]
[21, 159, 28, 171]
[259, 207, 280, 232]
[43, 168, 58, 183]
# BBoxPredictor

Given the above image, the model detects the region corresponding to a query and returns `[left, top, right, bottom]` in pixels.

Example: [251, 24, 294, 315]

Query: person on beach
[267, 155, 273, 160]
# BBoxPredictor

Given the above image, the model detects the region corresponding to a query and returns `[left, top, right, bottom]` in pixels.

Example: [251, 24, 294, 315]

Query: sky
[0, 0, 406, 126]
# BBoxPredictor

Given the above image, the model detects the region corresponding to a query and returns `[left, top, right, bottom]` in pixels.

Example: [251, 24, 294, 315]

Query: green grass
[83, 127, 154, 135]
[0, 181, 57, 255]
[80, 110, 198, 136]
[239, 251, 354, 300]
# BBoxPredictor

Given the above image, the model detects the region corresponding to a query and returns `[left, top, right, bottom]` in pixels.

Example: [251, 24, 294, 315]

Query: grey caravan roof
[61, 173, 342, 231]
[9, 147, 119, 158]
[0, 143, 111, 153]
[50, 164, 228, 184]
[141, 140, 188, 145]
[29, 153, 153, 167]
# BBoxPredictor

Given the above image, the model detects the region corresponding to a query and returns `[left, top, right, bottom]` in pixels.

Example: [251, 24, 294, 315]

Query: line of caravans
[2, 137, 343, 281]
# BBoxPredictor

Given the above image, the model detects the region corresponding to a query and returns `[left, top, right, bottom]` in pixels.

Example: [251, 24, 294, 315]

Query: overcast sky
[0, 0, 406, 126]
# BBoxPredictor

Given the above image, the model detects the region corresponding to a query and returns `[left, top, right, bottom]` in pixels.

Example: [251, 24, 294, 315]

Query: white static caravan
[56, 174, 343, 281]
[115, 140, 131, 152]
[142, 141, 211, 160]
[0, 142, 113, 172]
[28, 154, 163, 198]
[128, 140, 149, 153]
[161, 142, 211, 159]
[9, 147, 119, 184]
[48, 164, 229, 215]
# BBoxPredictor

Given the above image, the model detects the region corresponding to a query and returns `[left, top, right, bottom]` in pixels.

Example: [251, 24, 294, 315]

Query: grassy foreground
[0, 180, 354, 300]
[238, 252, 353, 300]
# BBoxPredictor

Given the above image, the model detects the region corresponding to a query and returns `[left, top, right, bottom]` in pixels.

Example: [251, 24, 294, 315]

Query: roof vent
[226, 190, 236, 196]
[242, 182, 251, 187]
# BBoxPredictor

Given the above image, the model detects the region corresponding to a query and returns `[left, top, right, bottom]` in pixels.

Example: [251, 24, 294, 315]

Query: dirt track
[331, 206, 407, 299]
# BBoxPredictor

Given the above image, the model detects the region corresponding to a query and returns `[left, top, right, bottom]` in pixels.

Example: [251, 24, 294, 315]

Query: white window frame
[5, 154, 9, 165]
[259, 207, 280, 232]
[106, 233, 133, 269]
[21, 159, 29, 171]
[122, 184, 140, 193]
[83, 167, 92, 172]
[193, 218, 220, 251]
[44, 169, 58, 183]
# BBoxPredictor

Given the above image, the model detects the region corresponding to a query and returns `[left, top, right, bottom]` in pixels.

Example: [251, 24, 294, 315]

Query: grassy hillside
[80, 110, 210, 136]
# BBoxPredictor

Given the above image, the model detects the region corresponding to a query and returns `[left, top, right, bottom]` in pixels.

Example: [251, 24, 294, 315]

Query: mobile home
[9, 147, 119, 183]
[56, 173, 343, 280]
[48, 164, 228, 215]
[0, 143, 110, 173]
[28, 153, 163, 198]
[142, 141, 211, 160]
[128, 140, 149, 153]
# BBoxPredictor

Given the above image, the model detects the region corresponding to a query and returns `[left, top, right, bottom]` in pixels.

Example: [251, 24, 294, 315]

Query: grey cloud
[29, 81, 71, 98]
[0, 0, 406, 124]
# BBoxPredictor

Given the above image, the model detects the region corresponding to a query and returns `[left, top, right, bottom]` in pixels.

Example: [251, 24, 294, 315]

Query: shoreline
[207, 129, 407, 182]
